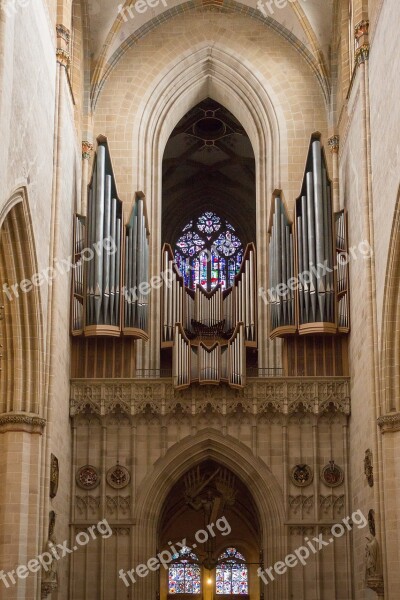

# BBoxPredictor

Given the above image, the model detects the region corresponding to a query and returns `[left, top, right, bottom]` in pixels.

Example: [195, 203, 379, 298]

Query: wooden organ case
[161, 243, 257, 389]
[268, 133, 350, 376]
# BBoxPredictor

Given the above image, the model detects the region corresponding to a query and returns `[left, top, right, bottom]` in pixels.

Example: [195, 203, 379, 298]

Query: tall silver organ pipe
[233, 244, 256, 344]
[173, 325, 190, 389]
[294, 135, 336, 331]
[268, 196, 295, 336]
[229, 323, 246, 388]
[71, 137, 149, 338]
[195, 286, 222, 327]
[199, 343, 220, 384]
[124, 193, 150, 332]
[335, 210, 350, 332]
[85, 139, 123, 330]
[71, 214, 86, 335]
[268, 134, 350, 338]
[161, 244, 187, 344]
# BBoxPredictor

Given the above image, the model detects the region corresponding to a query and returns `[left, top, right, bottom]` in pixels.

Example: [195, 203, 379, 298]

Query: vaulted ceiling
[83, 0, 334, 107]
[162, 99, 256, 246]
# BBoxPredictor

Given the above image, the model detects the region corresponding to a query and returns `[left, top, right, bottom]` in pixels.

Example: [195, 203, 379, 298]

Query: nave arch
[132, 427, 287, 599]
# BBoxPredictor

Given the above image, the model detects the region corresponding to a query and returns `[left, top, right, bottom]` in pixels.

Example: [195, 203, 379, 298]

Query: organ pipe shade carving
[70, 136, 149, 340]
[269, 133, 350, 338]
[163, 243, 256, 389]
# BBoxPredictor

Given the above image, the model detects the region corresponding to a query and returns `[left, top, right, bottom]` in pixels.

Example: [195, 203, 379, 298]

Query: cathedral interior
[0, 0, 399, 598]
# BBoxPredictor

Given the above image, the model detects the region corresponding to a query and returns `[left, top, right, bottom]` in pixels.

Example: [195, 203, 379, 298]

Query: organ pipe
[160, 243, 256, 388]
[269, 134, 350, 338]
[296, 136, 336, 331]
[71, 214, 86, 335]
[85, 138, 123, 333]
[124, 193, 150, 334]
[335, 210, 350, 332]
[268, 195, 296, 338]
[71, 136, 149, 339]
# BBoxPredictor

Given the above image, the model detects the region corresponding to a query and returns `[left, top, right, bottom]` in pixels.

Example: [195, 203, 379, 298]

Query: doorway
[158, 460, 261, 600]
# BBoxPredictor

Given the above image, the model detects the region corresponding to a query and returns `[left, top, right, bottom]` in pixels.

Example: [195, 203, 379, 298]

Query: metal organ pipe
[85, 142, 123, 329]
[269, 198, 295, 333]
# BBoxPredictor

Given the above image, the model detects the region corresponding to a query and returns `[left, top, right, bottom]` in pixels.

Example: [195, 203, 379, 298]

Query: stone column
[0, 416, 46, 599]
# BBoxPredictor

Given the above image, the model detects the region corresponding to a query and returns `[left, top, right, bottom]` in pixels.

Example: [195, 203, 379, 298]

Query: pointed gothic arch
[122, 43, 287, 371]
[0, 187, 44, 415]
[381, 186, 400, 414]
[132, 428, 287, 599]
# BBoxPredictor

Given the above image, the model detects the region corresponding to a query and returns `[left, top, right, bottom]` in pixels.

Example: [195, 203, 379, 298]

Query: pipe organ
[71, 136, 149, 340]
[163, 243, 256, 389]
[269, 134, 350, 338]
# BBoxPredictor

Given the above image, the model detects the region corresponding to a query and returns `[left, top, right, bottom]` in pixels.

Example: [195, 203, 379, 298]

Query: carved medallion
[76, 465, 100, 490]
[50, 454, 59, 499]
[106, 464, 130, 489]
[290, 464, 313, 487]
[321, 462, 344, 487]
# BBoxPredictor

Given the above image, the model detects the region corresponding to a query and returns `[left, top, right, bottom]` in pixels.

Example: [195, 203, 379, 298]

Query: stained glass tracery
[216, 547, 248, 595]
[174, 212, 243, 291]
[168, 546, 201, 594]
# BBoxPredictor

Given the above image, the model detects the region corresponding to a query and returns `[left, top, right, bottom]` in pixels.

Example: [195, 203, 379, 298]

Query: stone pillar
[0, 416, 45, 599]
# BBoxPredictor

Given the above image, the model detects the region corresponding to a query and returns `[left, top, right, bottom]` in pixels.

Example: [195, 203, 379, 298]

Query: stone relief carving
[290, 464, 313, 487]
[106, 495, 131, 516]
[106, 464, 130, 489]
[76, 465, 100, 490]
[76, 495, 101, 516]
[50, 454, 59, 499]
[41, 512, 58, 598]
[364, 449, 374, 487]
[319, 494, 345, 516]
[321, 461, 344, 487]
[289, 495, 314, 515]
[70, 379, 351, 419]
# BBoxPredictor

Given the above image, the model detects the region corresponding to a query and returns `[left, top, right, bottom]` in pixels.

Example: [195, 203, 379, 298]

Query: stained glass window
[216, 548, 248, 595]
[174, 212, 243, 291]
[168, 546, 201, 594]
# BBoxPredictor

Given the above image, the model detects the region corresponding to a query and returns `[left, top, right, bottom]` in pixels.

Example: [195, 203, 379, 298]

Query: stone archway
[127, 43, 287, 371]
[0, 187, 45, 599]
[132, 428, 287, 599]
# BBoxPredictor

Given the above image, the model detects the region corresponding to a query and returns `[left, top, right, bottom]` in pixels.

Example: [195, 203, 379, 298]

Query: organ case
[268, 133, 350, 338]
[71, 136, 149, 340]
[163, 243, 255, 389]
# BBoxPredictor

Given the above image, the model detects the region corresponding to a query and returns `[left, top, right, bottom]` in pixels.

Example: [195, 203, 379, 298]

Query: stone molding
[0, 412, 46, 434]
[56, 48, 71, 68]
[82, 141, 94, 160]
[328, 135, 339, 154]
[377, 412, 400, 433]
[355, 43, 370, 66]
[70, 378, 351, 418]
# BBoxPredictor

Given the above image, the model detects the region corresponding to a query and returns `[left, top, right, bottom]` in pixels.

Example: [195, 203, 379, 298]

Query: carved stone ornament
[106, 464, 130, 489]
[364, 449, 374, 487]
[290, 464, 313, 487]
[321, 461, 344, 487]
[41, 582, 57, 599]
[50, 454, 59, 499]
[368, 509, 376, 537]
[76, 465, 100, 490]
